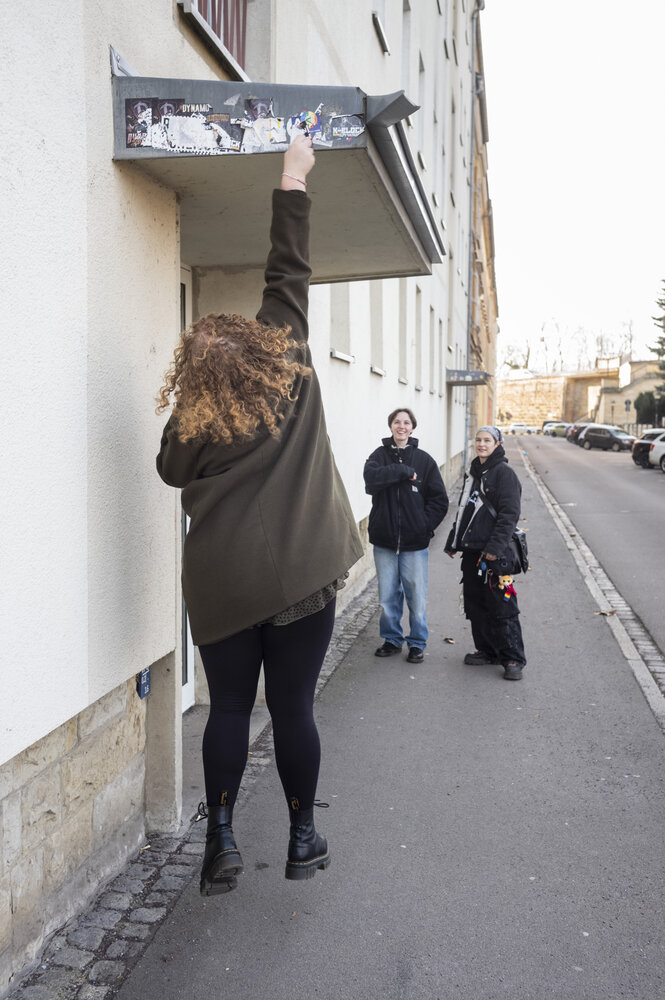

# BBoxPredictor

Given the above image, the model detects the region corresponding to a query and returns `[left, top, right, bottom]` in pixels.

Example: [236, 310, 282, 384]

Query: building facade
[495, 359, 661, 429]
[467, 12, 498, 438]
[1, 1, 492, 988]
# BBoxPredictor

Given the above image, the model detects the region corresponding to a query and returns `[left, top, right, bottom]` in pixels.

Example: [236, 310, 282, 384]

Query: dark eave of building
[112, 74, 444, 283]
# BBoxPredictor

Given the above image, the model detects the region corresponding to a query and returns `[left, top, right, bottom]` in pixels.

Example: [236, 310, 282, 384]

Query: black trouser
[462, 551, 526, 666]
[198, 600, 336, 810]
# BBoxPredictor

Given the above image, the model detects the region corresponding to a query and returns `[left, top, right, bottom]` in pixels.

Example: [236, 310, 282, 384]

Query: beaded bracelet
[282, 172, 307, 187]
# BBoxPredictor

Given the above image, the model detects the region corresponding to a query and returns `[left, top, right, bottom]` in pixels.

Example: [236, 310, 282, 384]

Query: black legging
[198, 600, 336, 810]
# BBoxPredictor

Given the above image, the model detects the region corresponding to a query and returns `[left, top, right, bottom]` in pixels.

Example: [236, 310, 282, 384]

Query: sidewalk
[10, 441, 665, 1000]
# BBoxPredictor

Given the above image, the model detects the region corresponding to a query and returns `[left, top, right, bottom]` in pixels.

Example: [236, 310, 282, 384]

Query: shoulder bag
[478, 490, 529, 575]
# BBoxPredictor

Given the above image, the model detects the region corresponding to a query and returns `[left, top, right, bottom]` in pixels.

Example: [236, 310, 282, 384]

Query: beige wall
[468, 22, 497, 440]
[2, 0, 233, 767]
[1, 1, 234, 987]
[496, 376, 567, 426]
[0, 681, 146, 992]
[496, 362, 660, 428]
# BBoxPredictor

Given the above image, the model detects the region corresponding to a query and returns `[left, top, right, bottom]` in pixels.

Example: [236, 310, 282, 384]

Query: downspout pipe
[463, 0, 485, 469]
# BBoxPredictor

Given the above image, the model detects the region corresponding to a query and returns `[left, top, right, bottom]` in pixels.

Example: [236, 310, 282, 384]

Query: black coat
[364, 437, 448, 552]
[445, 446, 521, 558]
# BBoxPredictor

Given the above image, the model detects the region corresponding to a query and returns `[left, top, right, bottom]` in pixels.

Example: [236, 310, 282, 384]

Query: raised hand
[281, 133, 315, 191]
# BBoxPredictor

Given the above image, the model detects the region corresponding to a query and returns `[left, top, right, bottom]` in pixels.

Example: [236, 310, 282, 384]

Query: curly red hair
[156, 313, 311, 444]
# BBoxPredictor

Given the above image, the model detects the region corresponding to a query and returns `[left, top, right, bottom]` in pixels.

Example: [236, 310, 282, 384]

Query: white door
[180, 266, 196, 712]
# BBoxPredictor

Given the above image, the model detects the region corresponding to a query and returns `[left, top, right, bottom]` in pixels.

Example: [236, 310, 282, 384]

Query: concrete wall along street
[1, 0, 485, 993]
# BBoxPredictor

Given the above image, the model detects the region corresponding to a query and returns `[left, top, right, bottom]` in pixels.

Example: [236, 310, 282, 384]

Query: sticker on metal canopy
[124, 96, 365, 155]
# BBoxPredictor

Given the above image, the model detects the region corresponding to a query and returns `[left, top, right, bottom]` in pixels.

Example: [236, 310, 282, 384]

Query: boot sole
[284, 852, 331, 881]
[200, 852, 244, 896]
[200, 875, 238, 896]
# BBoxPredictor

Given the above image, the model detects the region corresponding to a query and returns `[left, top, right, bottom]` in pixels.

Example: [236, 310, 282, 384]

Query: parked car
[543, 421, 569, 437]
[566, 422, 591, 443]
[578, 424, 635, 451]
[632, 428, 665, 468]
[508, 422, 540, 435]
[647, 431, 665, 472]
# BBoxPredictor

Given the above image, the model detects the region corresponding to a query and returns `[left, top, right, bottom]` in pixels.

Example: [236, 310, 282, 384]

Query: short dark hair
[387, 407, 417, 430]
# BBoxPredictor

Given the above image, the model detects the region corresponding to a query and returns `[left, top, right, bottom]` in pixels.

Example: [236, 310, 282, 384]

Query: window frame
[177, 0, 250, 81]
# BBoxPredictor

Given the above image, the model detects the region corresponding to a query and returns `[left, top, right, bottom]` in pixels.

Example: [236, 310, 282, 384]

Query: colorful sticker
[287, 103, 324, 139]
[125, 97, 365, 155]
[330, 114, 365, 140]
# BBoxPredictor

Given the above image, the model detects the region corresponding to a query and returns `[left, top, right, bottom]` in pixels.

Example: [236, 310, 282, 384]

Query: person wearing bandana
[445, 426, 527, 681]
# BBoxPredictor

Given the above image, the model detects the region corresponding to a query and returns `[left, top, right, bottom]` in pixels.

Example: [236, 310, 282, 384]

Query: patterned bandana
[477, 425, 503, 443]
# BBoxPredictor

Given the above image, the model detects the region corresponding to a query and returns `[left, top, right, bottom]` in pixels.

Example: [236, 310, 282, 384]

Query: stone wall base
[0, 679, 149, 998]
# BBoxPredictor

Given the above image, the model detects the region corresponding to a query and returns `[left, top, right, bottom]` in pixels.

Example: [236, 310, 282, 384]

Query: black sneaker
[463, 650, 498, 665]
[406, 647, 424, 663]
[503, 662, 523, 681]
[375, 641, 402, 657]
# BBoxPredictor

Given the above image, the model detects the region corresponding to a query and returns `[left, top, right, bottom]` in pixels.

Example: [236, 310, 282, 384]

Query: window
[398, 278, 408, 383]
[370, 282, 384, 372]
[401, 5, 412, 96]
[372, 4, 391, 54]
[438, 317, 445, 395]
[415, 286, 422, 390]
[429, 307, 436, 393]
[418, 52, 426, 160]
[330, 284, 353, 363]
[178, 0, 248, 76]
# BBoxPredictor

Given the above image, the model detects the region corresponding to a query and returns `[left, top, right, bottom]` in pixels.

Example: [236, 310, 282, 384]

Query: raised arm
[256, 135, 316, 342]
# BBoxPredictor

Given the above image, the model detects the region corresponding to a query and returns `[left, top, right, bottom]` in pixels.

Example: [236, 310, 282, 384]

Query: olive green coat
[157, 190, 363, 645]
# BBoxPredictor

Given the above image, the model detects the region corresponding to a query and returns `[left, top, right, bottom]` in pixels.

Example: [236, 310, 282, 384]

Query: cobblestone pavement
[6, 586, 379, 1000]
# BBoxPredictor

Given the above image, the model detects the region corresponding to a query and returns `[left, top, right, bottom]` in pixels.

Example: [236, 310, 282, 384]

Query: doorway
[180, 266, 195, 712]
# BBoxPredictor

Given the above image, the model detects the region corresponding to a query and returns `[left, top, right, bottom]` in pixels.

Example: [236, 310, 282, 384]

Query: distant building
[496, 359, 661, 428]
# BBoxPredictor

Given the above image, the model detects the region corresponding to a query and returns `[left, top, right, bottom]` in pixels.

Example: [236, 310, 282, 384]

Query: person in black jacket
[364, 408, 448, 663]
[445, 426, 527, 680]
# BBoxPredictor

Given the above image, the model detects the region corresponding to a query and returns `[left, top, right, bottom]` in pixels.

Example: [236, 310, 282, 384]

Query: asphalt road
[518, 434, 665, 655]
[115, 440, 665, 1000]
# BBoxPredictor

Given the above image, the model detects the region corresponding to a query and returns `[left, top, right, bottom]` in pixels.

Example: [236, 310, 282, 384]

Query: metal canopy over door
[111, 76, 444, 283]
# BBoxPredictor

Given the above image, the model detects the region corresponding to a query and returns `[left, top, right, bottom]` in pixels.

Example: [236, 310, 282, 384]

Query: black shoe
[375, 641, 402, 657]
[503, 662, 524, 681]
[406, 647, 424, 663]
[464, 650, 498, 665]
[285, 801, 331, 881]
[199, 802, 244, 896]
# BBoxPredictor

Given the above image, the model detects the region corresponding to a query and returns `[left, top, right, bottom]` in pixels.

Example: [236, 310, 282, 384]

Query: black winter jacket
[364, 437, 448, 552]
[445, 446, 521, 557]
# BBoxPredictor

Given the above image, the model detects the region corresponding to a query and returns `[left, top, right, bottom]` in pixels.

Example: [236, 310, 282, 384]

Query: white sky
[480, 2, 665, 372]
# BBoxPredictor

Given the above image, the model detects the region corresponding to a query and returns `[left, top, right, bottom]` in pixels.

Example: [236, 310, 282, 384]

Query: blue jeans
[373, 546, 429, 650]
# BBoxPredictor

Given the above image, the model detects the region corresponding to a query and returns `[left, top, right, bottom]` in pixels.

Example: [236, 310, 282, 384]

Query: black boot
[199, 802, 243, 896]
[285, 799, 331, 881]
